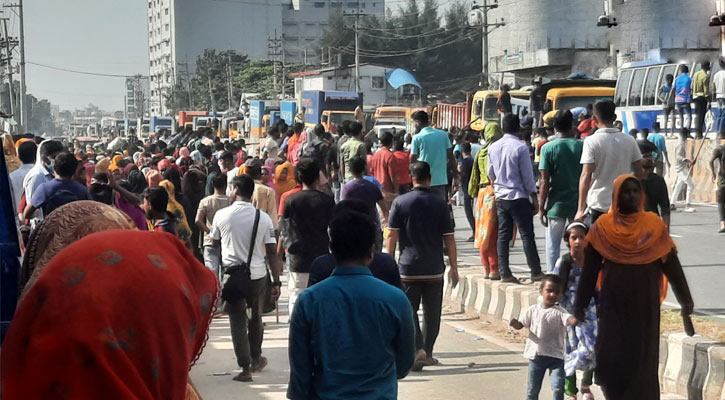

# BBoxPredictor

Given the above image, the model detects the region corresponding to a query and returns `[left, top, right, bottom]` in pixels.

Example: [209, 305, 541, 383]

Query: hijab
[95, 157, 111, 173]
[109, 154, 123, 171]
[17, 201, 136, 303]
[587, 174, 676, 302]
[146, 169, 162, 187]
[469, 122, 503, 197]
[122, 163, 138, 179]
[2, 230, 217, 400]
[189, 150, 203, 166]
[261, 166, 275, 189]
[179, 147, 190, 158]
[274, 161, 296, 196]
[159, 180, 192, 243]
[128, 170, 148, 194]
[115, 181, 149, 232]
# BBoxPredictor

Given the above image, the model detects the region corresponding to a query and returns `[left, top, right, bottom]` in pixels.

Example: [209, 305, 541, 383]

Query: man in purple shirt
[487, 114, 543, 284]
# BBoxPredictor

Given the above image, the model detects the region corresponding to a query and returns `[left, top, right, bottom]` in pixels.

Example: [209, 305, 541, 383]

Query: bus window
[473, 99, 483, 119]
[615, 70, 632, 107]
[656, 65, 677, 105]
[642, 66, 662, 106]
[484, 97, 499, 120]
[628, 68, 646, 107]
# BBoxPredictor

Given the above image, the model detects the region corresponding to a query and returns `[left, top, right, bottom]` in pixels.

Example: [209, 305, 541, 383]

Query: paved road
[451, 202, 725, 320]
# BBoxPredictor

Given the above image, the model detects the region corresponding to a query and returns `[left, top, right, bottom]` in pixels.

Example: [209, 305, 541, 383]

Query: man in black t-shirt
[386, 161, 459, 372]
[280, 158, 336, 315]
[529, 77, 545, 129]
[638, 140, 670, 231]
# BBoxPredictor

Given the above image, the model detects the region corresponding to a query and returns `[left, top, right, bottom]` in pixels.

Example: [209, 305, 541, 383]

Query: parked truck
[150, 116, 175, 135]
[249, 100, 280, 138]
[178, 111, 208, 130]
[301, 90, 362, 133]
[280, 100, 298, 125]
[434, 103, 470, 131]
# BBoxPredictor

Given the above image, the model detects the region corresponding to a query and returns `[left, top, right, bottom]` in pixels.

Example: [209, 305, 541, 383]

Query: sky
[13, 0, 148, 112]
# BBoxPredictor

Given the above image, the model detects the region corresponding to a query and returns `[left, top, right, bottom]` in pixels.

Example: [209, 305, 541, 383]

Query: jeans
[545, 217, 571, 272]
[663, 106, 675, 136]
[288, 270, 309, 317]
[527, 355, 565, 400]
[463, 190, 475, 233]
[717, 99, 725, 135]
[203, 246, 222, 282]
[672, 170, 695, 205]
[402, 279, 444, 356]
[694, 96, 708, 138]
[332, 180, 341, 203]
[226, 275, 267, 368]
[677, 103, 691, 131]
[496, 198, 542, 279]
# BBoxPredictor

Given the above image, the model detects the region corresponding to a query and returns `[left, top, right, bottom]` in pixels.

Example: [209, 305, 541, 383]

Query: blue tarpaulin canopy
[386, 69, 421, 89]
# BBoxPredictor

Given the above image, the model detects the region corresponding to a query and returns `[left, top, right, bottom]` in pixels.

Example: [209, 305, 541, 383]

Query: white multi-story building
[146, 0, 384, 115]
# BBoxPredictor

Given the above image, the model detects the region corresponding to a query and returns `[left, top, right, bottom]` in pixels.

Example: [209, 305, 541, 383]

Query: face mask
[48, 159, 56, 173]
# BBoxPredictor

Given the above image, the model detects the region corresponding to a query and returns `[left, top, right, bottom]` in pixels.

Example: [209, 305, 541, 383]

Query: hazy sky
[13, 0, 148, 112]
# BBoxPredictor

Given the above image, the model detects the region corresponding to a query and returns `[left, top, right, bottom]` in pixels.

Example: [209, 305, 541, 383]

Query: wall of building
[296, 65, 400, 106]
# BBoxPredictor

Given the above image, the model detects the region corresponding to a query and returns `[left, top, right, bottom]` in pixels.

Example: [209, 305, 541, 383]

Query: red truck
[178, 111, 208, 129]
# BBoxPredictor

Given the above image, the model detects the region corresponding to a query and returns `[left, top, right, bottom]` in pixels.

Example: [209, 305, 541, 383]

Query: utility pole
[178, 62, 193, 109]
[304, 48, 308, 67]
[281, 34, 286, 98]
[207, 68, 216, 114]
[1, 18, 17, 121]
[227, 54, 233, 110]
[343, 7, 369, 93]
[267, 30, 282, 98]
[597, 0, 618, 77]
[471, 0, 505, 89]
[4, 2, 25, 131]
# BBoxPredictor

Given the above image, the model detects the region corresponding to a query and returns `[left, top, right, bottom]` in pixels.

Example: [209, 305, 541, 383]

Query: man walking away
[288, 207, 415, 400]
[659, 74, 676, 137]
[342, 156, 389, 249]
[280, 158, 336, 315]
[196, 173, 231, 284]
[648, 122, 670, 176]
[713, 57, 725, 140]
[674, 65, 692, 133]
[692, 60, 711, 139]
[409, 111, 458, 200]
[339, 121, 367, 184]
[458, 143, 476, 241]
[576, 100, 643, 224]
[529, 77, 545, 129]
[710, 143, 725, 232]
[246, 159, 279, 228]
[23, 139, 64, 218]
[386, 161, 459, 371]
[369, 131, 399, 205]
[538, 110, 583, 272]
[671, 128, 696, 213]
[9, 140, 36, 211]
[24, 152, 91, 220]
[487, 114, 542, 283]
[392, 135, 413, 194]
[638, 140, 671, 231]
[211, 175, 283, 382]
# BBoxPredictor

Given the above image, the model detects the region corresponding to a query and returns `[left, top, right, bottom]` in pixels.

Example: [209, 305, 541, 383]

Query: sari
[115, 191, 149, 232]
[17, 201, 136, 303]
[159, 180, 192, 243]
[2, 230, 217, 400]
[470, 122, 503, 276]
[274, 161, 296, 202]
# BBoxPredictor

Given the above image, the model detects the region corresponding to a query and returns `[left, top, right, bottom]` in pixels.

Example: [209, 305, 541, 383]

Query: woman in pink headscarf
[261, 166, 275, 191]
[146, 169, 162, 187]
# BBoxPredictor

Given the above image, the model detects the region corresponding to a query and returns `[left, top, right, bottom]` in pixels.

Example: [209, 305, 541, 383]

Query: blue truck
[301, 90, 362, 132]
[280, 100, 298, 125]
[149, 116, 175, 135]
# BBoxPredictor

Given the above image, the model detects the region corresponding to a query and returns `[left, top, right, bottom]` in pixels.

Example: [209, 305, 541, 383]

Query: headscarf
[146, 169, 162, 187]
[133, 151, 142, 165]
[469, 122, 503, 197]
[159, 180, 192, 243]
[261, 166, 275, 189]
[274, 161, 296, 196]
[122, 163, 138, 179]
[115, 191, 149, 232]
[109, 154, 123, 171]
[189, 150, 203, 166]
[85, 163, 96, 186]
[179, 147, 190, 158]
[14, 137, 33, 149]
[128, 170, 148, 194]
[2, 230, 217, 400]
[158, 158, 172, 172]
[587, 174, 676, 302]
[17, 201, 136, 302]
[95, 157, 111, 173]
[2, 133, 21, 172]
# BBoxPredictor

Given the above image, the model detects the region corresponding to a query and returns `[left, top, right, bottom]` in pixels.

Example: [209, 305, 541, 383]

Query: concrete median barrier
[487, 281, 506, 319]
[702, 345, 725, 400]
[474, 277, 492, 315]
[464, 274, 485, 310]
[501, 285, 527, 322]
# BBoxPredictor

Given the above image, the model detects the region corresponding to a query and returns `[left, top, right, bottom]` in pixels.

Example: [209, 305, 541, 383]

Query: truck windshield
[330, 113, 356, 126]
[484, 97, 499, 120]
[556, 96, 613, 111]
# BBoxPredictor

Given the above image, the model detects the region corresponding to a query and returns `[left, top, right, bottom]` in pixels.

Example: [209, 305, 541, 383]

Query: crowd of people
[0, 92, 723, 399]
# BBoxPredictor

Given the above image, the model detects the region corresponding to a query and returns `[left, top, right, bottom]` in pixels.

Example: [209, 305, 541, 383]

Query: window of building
[347, 2, 357, 7]
[372, 76, 385, 89]
[149, 16, 153, 23]
[628, 68, 646, 107]
[314, 2, 325, 7]
[165, 24, 169, 31]
[149, 1, 152, 7]
[641, 66, 662, 106]
[614, 70, 631, 107]
[165, 8, 169, 15]
[331, 1, 342, 7]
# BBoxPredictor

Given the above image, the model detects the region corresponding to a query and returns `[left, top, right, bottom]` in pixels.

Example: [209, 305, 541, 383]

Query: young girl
[554, 222, 597, 400]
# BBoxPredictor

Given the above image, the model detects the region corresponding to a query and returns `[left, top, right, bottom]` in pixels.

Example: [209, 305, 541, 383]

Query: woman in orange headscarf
[274, 161, 296, 203]
[1, 230, 217, 400]
[159, 179, 193, 248]
[573, 174, 693, 400]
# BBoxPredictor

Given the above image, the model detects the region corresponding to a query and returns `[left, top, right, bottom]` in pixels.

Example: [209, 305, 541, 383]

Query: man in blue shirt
[647, 122, 670, 175]
[674, 64, 692, 132]
[409, 111, 458, 200]
[288, 206, 415, 400]
[24, 151, 91, 219]
[487, 114, 543, 284]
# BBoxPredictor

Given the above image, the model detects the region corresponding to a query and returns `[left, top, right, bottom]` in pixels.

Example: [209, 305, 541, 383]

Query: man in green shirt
[692, 60, 711, 139]
[538, 110, 583, 271]
[339, 121, 367, 184]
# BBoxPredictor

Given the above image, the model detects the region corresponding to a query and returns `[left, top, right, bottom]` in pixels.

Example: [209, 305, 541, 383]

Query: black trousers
[226, 275, 267, 368]
[694, 96, 708, 138]
[717, 185, 725, 222]
[402, 279, 444, 357]
[463, 190, 475, 232]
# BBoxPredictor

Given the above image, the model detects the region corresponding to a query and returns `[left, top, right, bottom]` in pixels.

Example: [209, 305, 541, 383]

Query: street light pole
[17, 0, 25, 131]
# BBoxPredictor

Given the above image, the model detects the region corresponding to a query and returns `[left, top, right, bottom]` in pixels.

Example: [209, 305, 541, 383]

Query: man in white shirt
[211, 174, 283, 383]
[713, 57, 725, 139]
[575, 100, 643, 224]
[9, 140, 37, 211]
[22, 139, 64, 220]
